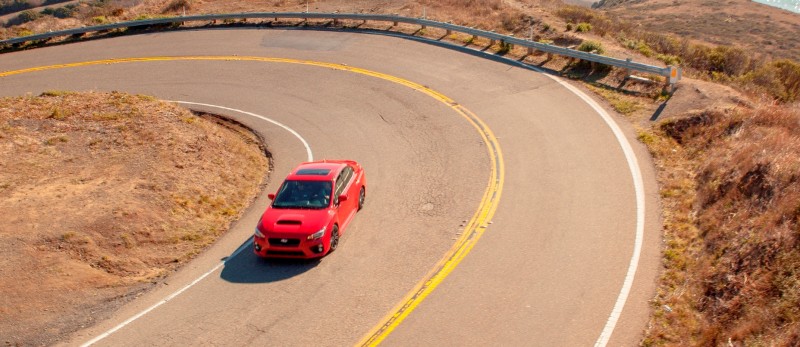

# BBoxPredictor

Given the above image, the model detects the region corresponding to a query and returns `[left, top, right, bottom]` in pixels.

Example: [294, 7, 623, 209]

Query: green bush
[621, 37, 655, 57]
[742, 60, 800, 103]
[565, 23, 573, 31]
[577, 40, 605, 55]
[657, 54, 681, 66]
[0, 0, 32, 16]
[496, 41, 512, 55]
[14, 9, 39, 24]
[575, 22, 592, 33]
[16, 28, 34, 36]
[53, 5, 76, 19]
[637, 42, 654, 57]
[42, 5, 76, 19]
[707, 46, 751, 76]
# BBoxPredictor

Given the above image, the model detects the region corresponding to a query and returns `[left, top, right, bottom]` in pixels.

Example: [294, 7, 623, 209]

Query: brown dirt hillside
[596, 0, 800, 62]
[640, 102, 800, 346]
[0, 91, 269, 345]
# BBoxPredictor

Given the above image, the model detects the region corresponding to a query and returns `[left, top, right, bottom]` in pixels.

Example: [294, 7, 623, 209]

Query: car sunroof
[296, 169, 331, 175]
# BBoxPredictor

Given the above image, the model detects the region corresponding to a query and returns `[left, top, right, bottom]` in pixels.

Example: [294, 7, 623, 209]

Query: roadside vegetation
[1, 0, 799, 345]
[0, 0, 72, 16]
[554, 4, 800, 103]
[0, 91, 268, 344]
[640, 105, 800, 345]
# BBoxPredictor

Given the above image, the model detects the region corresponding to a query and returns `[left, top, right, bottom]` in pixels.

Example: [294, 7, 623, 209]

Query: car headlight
[307, 226, 326, 240]
[254, 227, 265, 238]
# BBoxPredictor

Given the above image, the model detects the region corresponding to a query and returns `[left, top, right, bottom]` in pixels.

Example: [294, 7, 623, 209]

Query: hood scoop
[276, 220, 302, 225]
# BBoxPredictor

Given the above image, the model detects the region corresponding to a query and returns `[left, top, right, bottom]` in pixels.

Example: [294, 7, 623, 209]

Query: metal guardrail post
[624, 58, 632, 78]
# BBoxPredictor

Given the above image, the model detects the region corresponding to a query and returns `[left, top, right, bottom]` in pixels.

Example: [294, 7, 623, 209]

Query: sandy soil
[0, 91, 269, 345]
[598, 0, 800, 61]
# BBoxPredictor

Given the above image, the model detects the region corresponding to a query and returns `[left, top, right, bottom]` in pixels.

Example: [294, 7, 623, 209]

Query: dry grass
[598, 0, 800, 62]
[1, 0, 800, 345]
[642, 104, 800, 346]
[534, 3, 800, 103]
[0, 91, 268, 345]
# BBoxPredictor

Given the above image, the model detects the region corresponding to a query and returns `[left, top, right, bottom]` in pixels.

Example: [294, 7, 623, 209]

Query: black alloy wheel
[329, 225, 339, 253]
[358, 186, 365, 211]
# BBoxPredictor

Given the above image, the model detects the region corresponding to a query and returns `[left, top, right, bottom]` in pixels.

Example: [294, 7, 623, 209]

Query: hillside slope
[0, 91, 269, 345]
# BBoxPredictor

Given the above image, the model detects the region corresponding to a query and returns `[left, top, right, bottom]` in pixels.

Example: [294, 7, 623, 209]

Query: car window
[273, 180, 332, 209]
[334, 167, 354, 198]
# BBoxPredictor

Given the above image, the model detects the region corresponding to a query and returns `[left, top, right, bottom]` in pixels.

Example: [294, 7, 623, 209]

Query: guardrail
[0, 12, 681, 86]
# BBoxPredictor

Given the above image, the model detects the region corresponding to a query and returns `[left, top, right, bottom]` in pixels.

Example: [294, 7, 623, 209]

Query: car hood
[259, 207, 333, 234]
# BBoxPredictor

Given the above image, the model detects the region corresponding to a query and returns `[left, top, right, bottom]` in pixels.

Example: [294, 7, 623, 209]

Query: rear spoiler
[303, 159, 361, 169]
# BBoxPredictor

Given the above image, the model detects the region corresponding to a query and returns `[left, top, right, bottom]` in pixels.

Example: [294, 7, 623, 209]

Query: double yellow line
[1, 56, 505, 345]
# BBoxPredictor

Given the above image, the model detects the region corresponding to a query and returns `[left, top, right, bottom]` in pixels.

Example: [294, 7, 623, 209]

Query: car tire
[358, 186, 365, 211]
[329, 225, 339, 253]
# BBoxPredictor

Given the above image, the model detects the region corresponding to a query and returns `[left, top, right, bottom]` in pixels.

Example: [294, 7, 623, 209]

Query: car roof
[285, 161, 345, 181]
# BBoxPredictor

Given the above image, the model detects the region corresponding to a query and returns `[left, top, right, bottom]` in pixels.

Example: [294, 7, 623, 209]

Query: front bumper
[253, 235, 327, 259]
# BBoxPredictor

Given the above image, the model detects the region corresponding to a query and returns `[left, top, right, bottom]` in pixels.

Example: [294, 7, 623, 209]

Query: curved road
[0, 28, 661, 346]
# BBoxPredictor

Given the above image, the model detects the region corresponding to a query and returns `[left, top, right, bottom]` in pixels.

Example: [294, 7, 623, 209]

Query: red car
[254, 160, 366, 258]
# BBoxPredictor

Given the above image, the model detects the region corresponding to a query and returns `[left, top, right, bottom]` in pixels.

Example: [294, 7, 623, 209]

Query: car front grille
[268, 238, 301, 246]
[266, 250, 305, 257]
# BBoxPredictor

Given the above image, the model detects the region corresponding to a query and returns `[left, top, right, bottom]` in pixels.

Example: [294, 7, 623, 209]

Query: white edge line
[423, 42, 645, 344]
[539, 77, 646, 345]
[80, 101, 313, 346]
[79, 261, 225, 347]
[170, 100, 314, 162]
[421, 42, 645, 345]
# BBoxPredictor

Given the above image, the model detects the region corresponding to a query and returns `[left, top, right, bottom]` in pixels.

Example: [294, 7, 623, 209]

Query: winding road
[0, 27, 662, 346]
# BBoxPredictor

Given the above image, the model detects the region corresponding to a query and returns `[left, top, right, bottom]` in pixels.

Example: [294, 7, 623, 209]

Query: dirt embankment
[0, 91, 269, 345]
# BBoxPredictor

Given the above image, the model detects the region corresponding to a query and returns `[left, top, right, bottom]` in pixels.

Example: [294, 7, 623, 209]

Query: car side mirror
[268, 193, 276, 200]
[338, 194, 348, 203]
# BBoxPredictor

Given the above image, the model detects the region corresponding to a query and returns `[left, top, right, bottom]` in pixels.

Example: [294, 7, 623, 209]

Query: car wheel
[358, 186, 365, 211]
[329, 225, 339, 253]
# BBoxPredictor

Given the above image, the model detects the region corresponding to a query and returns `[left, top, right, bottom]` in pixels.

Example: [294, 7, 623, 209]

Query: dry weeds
[0, 91, 268, 345]
[642, 104, 800, 346]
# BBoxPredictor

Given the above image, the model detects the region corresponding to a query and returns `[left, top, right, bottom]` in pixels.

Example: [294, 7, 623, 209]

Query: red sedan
[254, 160, 366, 258]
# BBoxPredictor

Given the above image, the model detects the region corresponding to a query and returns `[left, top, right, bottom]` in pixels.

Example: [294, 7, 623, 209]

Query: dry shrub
[499, 11, 525, 33]
[556, 4, 615, 36]
[708, 46, 752, 77]
[577, 39, 604, 54]
[741, 60, 800, 103]
[162, 0, 190, 14]
[555, 4, 595, 24]
[650, 104, 800, 345]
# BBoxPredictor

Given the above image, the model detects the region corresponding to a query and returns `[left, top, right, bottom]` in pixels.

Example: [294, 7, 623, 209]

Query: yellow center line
[1, 56, 505, 345]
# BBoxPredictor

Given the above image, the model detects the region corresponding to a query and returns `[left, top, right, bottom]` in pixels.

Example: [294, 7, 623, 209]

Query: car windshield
[272, 180, 332, 209]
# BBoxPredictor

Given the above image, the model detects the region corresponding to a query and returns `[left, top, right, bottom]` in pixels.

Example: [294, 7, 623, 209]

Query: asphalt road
[0, 28, 662, 346]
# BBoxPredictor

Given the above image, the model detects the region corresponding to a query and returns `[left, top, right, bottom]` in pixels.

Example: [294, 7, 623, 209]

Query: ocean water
[753, 0, 800, 13]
